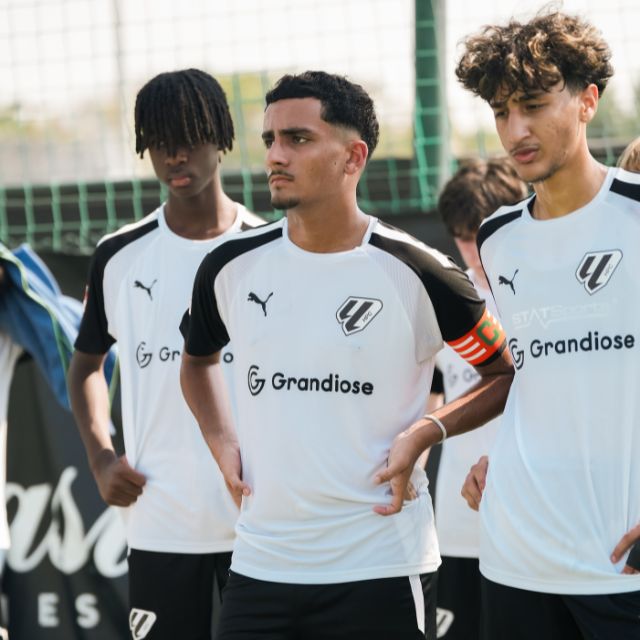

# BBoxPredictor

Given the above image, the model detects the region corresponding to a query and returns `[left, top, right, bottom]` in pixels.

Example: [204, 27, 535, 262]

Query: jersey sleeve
[182, 252, 230, 356]
[75, 249, 115, 354]
[424, 258, 506, 367]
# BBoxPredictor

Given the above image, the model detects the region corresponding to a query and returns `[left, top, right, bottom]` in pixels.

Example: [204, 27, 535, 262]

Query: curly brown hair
[438, 158, 529, 237]
[455, 11, 613, 103]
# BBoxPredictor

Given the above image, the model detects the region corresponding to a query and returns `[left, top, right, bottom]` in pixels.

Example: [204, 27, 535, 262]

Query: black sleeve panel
[370, 224, 485, 343]
[183, 223, 283, 357]
[476, 209, 523, 253]
[75, 218, 159, 354]
[610, 178, 640, 203]
[184, 252, 230, 356]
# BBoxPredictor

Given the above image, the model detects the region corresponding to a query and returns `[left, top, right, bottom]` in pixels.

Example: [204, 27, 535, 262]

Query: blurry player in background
[618, 136, 640, 172]
[431, 158, 527, 639]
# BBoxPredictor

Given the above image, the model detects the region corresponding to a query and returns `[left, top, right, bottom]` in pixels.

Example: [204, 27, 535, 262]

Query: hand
[373, 430, 422, 516]
[215, 441, 251, 509]
[92, 451, 146, 507]
[611, 523, 640, 574]
[461, 455, 489, 511]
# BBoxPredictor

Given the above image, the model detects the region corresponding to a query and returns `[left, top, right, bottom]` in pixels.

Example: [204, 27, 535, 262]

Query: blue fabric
[0, 243, 116, 409]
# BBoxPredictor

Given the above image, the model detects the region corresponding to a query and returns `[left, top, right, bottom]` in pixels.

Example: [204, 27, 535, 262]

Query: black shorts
[481, 575, 640, 640]
[436, 556, 481, 639]
[128, 548, 232, 640]
[216, 570, 437, 640]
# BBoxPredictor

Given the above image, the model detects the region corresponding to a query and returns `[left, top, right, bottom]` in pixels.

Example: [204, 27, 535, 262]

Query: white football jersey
[434, 270, 502, 558]
[0, 334, 22, 550]
[185, 216, 506, 584]
[478, 167, 640, 594]
[76, 204, 262, 553]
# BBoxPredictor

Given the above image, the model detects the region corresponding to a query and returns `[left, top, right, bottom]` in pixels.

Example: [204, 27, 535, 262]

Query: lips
[168, 173, 192, 188]
[268, 173, 293, 186]
[511, 147, 539, 164]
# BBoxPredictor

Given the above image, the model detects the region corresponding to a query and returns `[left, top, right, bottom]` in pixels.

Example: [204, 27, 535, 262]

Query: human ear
[344, 140, 368, 175]
[579, 84, 599, 123]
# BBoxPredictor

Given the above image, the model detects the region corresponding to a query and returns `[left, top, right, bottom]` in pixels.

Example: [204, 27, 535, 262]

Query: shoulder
[93, 209, 160, 268]
[609, 167, 640, 204]
[236, 205, 267, 230]
[199, 219, 283, 279]
[477, 197, 531, 252]
[368, 219, 456, 275]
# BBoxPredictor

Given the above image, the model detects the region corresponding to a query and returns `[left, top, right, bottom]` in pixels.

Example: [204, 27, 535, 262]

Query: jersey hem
[229, 559, 442, 584]
[439, 547, 480, 559]
[480, 563, 640, 595]
[126, 538, 235, 554]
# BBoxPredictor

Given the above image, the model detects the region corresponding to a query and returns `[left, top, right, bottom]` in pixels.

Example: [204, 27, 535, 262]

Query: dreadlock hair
[438, 158, 529, 238]
[456, 10, 613, 104]
[265, 71, 379, 160]
[134, 68, 234, 158]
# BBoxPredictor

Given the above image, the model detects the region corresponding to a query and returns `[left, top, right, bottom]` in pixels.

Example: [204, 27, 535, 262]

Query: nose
[505, 110, 530, 144]
[265, 138, 288, 169]
[165, 146, 189, 166]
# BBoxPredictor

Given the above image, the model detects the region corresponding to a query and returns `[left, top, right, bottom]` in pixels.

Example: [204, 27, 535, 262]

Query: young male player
[68, 69, 262, 640]
[180, 70, 513, 640]
[432, 158, 527, 639]
[454, 10, 640, 639]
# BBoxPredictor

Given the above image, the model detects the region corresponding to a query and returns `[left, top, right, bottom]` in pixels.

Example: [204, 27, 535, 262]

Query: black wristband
[626, 541, 640, 571]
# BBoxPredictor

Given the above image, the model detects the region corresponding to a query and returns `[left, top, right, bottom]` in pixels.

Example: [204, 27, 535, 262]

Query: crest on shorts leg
[129, 608, 157, 639]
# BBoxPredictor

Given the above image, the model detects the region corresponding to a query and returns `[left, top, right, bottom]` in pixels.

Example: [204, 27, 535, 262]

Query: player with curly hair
[456, 11, 640, 639]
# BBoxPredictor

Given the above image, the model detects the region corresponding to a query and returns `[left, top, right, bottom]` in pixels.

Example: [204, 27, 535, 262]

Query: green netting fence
[1, 0, 638, 253]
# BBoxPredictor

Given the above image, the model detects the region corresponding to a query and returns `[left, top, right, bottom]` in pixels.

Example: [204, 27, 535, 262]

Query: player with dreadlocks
[69, 68, 262, 640]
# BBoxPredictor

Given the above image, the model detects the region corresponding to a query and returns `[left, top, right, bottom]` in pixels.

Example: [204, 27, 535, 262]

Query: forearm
[67, 352, 115, 472]
[410, 359, 514, 452]
[180, 351, 238, 463]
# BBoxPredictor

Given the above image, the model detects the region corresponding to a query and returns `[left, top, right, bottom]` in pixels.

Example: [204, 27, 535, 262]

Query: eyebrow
[261, 127, 315, 140]
[490, 92, 545, 108]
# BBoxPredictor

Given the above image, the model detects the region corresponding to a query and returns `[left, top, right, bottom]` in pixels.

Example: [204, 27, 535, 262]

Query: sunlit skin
[147, 142, 237, 239]
[262, 97, 370, 253]
[491, 82, 607, 220]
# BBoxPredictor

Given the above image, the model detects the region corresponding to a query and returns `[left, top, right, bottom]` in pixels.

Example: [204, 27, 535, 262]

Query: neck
[286, 194, 370, 253]
[164, 175, 237, 240]
[532, 153, 608, 220]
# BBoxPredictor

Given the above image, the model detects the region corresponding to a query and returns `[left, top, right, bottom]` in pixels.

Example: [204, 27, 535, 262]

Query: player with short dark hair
[180, 70, 513, 640]
[432, 158, 527, 640]
[454, 10, 640, 639]
[68, 68, 262, 640]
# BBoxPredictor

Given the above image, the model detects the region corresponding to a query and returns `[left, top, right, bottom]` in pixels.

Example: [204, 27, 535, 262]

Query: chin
[271, 197, 300, 211]
[520, 160, 563, 185]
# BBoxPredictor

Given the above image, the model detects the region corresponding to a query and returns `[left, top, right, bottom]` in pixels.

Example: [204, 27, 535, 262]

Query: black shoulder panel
[610, 178, 640, 203]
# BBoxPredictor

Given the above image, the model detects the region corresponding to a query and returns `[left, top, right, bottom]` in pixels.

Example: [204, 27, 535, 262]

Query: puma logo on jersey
[134, 279, 157, 300]
[576, 250, 622, 294]
[129, 608, 157, 639]
[248, 291, 273, 316]
[498, 269, 518, 294]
